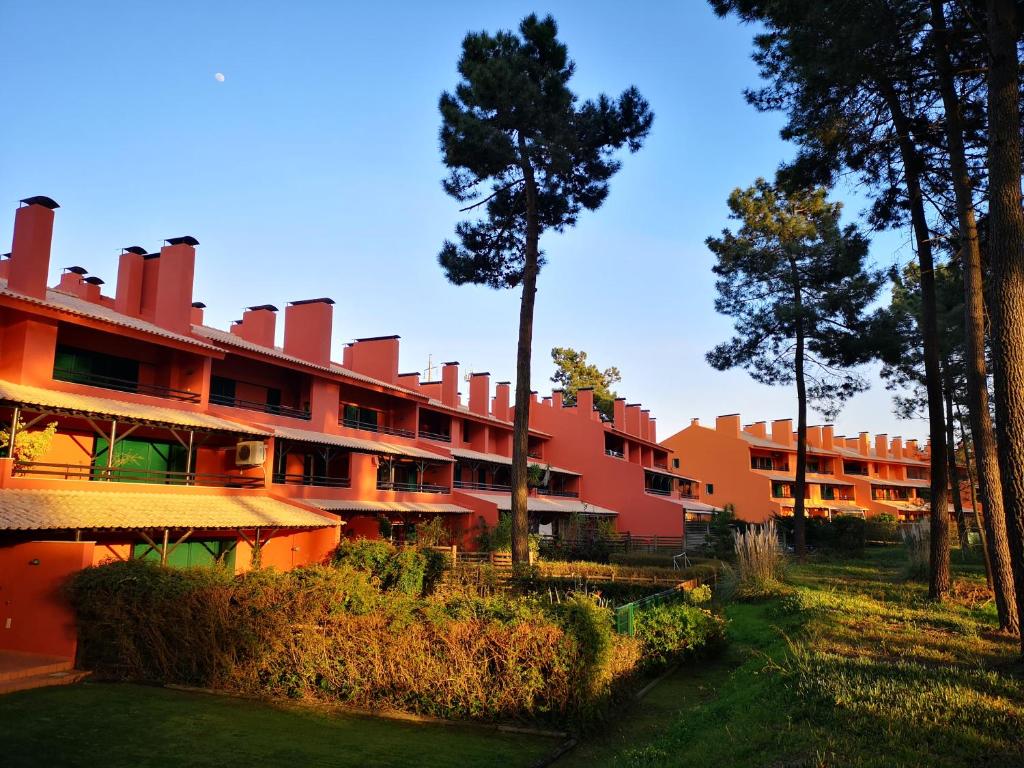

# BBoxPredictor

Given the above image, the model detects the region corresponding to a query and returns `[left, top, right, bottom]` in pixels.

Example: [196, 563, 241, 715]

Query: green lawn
[0, 683, 554, 768]
[563, 547, 1024, 767]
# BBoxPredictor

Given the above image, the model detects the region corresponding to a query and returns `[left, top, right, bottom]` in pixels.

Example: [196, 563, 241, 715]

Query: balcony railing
[341, 417, 416, 439]
[454, 480, 511, 492]
[272, 472, 351, 488]
[14, 461, 263, 488]
[53, 368, 200, 403]
[605, 448, 625, 459]
[377, 480, 450, 494]
[536, 488, 580, 498]
[418, 429, 452, 443]
[210, 393, 311, 420]
[644, 486, 672, 496]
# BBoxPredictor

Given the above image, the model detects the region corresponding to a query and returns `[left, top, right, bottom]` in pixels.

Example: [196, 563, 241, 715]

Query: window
[210, 376, 236, 403]
[344, 404, 379, 430]
[821, 485, 836, 500]
[463, 419, 474, 442]
[54, 345, 140, 391]
[672, 457, 680, 469]
[705, 483, 714, 495]
[751, 456, 773, 470]
[772, 481, 792, 498]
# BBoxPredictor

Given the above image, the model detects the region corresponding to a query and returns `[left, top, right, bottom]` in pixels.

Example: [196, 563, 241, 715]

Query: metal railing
[377, 480, 450, 494]
[272, 472, 351, 488]
[536, 488, 580, 498]
[14, 461, 263, 488]
[605, 448, 625, 458]
[53, 368, 200, 403]
[644, 486, 672, 496]
[418, 429, 452, 443]
[454, 480, 511, 492]
[341, 417, 415, 439]
[210, 393, 311, 420]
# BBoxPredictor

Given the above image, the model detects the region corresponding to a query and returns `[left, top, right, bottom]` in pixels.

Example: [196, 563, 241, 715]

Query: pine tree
[437, 14, 652, 563]
[706, 179, 882, 557]
[550, 347, 621, 420]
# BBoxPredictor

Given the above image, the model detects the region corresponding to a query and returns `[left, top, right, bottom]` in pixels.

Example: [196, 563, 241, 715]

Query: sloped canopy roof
[274, 425, 454, 462]
[303, 499, 469, 514]
[450, 447, 579, 476]
[463, 491, 617, 516]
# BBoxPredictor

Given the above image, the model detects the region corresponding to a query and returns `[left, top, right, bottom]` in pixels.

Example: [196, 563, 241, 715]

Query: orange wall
[0, 540, 94, 658]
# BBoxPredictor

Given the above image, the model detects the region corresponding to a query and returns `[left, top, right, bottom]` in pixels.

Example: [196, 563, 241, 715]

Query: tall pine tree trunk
[943, 370, 969, 552]
[511, 134, 540, 566]
[931, 0, 1018, 631]
[986, 0, 1024, 650]
[791, 258, 807, 557]
[880, 80, 951, 600]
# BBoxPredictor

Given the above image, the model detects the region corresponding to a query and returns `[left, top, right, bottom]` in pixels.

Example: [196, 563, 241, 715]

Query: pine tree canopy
[437, 13, 653, 288]
[706, 178, 883, 419]
[550, 346, 622, 419]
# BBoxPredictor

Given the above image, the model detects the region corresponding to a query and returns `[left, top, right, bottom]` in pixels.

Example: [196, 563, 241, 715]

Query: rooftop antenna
[423, 354, 439, 382]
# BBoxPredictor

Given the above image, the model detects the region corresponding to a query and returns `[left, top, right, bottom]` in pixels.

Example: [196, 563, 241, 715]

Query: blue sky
[0, 1, 922, 442]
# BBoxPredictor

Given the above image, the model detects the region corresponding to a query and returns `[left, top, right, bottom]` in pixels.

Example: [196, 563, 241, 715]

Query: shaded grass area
[561, 546, 1024, 768]
[0, 683, 553, 768]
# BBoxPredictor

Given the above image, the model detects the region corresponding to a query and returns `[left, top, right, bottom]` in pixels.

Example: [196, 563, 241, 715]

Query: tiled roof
[0, 379, 268, 435]
[303, 499, 469, 514]
[739, 432, 838, 456]
[192, 325, 423, 397]
[681, 499, 721, 513]
[0, 489, 336, 530]
[868, 477, 930, 489]
[462, 491, 618, 516]
[751, 470, 854, 486]
[450, 447, 579, 476]
[0, 280, 219, 351]
[273, 425, 454, 462]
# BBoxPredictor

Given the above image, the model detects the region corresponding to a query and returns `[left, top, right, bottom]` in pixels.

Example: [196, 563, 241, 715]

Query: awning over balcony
[869, 477, 930, 489]
[644, 466, 698, 482]
[0, 488, 337, 530]
[0, 379, 267, 435]
[463, 491, 617, 516]
[273, 425, 454, 462]
[752, 470, 854, 486]
[303, 499, 470, 514]
[450, 447, 580, 476]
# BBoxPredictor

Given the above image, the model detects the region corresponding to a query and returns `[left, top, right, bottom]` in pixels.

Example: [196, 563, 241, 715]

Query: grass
[0, 683, 554, 768]
[562, 546, 1024, 768]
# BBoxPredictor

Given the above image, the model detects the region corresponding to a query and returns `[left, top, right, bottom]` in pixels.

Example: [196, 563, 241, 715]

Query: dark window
[463, 419, 474, 442]
[672, 457, 680, 469]
[821, 485, 836, 500]
[344, 404, 379, 430]
[706, 483, 714, 495]
[54, 345, 140, 392]
[751, 456, 773, 470]
[210, 376, 236, 403]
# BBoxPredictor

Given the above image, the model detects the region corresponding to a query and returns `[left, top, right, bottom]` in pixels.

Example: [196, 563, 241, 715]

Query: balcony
[644, 486, 672, 496]
[605, 448, 625, 459]
[341, 417, 415, 439]
[537, 488, 580, 498]
[454, 479, 511, 492]
[272, 472, 351, 488]
[418, 429, 452, 443]
[14, 461, 263, 488]
[53, 368, 200, 403]
[210, 393, 311, 420]
[378, 480, 450, 494]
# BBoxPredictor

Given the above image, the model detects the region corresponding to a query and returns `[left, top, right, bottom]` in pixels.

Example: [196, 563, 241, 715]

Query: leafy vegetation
[550, 346, 622, 420]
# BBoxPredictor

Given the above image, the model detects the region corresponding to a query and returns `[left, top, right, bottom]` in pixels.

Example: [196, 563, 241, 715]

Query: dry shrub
[66, 560, 638, 726]
[733, 519, 783, 591]
[901, 520, 930, 580]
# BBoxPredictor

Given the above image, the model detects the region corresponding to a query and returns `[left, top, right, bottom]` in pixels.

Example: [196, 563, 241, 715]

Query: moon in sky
[214, 72, 225, 83]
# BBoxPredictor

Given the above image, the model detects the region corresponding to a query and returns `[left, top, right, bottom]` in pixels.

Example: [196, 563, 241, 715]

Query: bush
[332, 538, 448, 596]
[66, 558, 641, 727]
[774, 515, 868, 555]
[865, 513, 901, 544]
[733, 519, 783, 591]
[634, 601, 726, 670]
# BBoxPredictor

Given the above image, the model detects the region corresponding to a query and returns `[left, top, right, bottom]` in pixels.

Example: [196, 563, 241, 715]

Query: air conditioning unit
[235, 441, 266, 466]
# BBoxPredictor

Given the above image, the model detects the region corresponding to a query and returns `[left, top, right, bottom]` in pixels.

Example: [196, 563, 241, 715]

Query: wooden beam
[165, 529, 194, 560]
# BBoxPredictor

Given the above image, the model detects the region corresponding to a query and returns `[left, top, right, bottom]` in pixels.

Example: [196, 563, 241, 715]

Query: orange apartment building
[661, 413, 943, 523]
[0, 196, 706, 658]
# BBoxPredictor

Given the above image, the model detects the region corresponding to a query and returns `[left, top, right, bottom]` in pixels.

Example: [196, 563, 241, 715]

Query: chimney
[348, 335, 400, 383]
[626, 404, 642, 435]
[114, 247, 146, 316]
[421, 380, 442, 402]
[875, 434, 888, 458]
[8, 196, 59, 299]
[441, 362, 459, 407]
[233, 305, 278, 348]
[190, 301, 206, 325]
[493, 381, 511, 420]
[397, 371, 420, 391]
[858, 432, 870, 456]
[640, 409, 651, 440]
[57, 266, 87, 295]
[469, 372, 490, 416]
[649, 417, 657, 443]
[83, 275, 104, 303]
[715, 413, 741, 436]
[771, 419, 794, 447]
[906, 438, 918, 457]
[822, 425, 834, 450]
[891, 436, 903, 457]
[153, 236, 198, 334]
[690, 417, 700, 427]
[577, 388, 595, 418]
[0, 253, 10, 280]
[552, 389, 564, 408]
[613, 398, 626, 429]
[283, 298, 334, 366]
[744, 421, 767, 439]
[806, 425, 823, 448]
